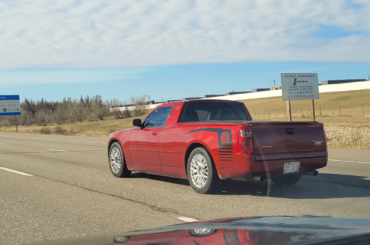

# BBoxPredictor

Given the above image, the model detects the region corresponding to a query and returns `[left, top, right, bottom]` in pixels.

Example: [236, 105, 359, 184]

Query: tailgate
[251, 121, 326, 155]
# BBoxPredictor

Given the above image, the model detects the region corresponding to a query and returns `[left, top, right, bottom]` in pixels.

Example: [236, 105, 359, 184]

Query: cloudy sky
[0, 0, 369, 102]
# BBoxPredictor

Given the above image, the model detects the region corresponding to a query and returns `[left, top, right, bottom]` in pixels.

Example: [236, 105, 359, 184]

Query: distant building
[182, 97, 202, 101]
[166, 100, 181, 102]
[203, 94, 224, 98]
[322, 79, 367, 85]
[270, 86, 282, 90]
[252, 88, 270, 92]
[226, 91, 251, 95]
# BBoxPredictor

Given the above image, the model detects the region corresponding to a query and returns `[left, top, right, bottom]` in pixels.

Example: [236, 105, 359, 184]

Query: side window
[144, 107, 173, 127]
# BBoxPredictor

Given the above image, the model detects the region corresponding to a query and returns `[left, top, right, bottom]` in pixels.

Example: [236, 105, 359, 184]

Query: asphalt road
[1, 132, 370, 245]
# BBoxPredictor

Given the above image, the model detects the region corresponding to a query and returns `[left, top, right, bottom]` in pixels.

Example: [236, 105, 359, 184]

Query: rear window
[180, 102, 248, 122]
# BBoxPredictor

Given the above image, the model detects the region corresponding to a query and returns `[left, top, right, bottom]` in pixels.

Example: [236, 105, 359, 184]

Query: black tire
[109, 142, 131, 178]
[189, 228, 217, 237]
[187, 147, 220, 194]
[271, 174, 301, 186]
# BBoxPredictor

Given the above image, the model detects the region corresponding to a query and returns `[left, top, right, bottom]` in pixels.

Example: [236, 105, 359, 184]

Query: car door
[129, 107, 173, 171]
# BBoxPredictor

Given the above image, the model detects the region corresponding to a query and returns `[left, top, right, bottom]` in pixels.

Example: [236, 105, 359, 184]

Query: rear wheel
[113, 236, 130, 243]
[189, 228, 217, 237]
[271, 174, 301, 186]
[187, 147, 220, 194]
[109, 142, 131, 177]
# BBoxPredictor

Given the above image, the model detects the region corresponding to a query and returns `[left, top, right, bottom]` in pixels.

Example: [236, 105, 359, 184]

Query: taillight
[323, 126, 327, 149]
[242, 230, 260, 245]
[236, 125, 253, 154]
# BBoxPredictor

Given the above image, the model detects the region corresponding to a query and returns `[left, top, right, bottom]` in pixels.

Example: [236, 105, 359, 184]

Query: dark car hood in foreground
[28, 216, 370, 245]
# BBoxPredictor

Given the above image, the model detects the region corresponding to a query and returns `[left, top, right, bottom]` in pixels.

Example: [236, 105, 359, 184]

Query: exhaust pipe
[254, 175, 266, 182]
[304, 170, 319, 176]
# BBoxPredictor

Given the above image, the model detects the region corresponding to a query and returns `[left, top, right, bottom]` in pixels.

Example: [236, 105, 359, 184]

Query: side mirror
[133, 119, 142, 127]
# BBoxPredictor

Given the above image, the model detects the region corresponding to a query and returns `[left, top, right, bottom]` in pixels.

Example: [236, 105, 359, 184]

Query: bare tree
[130, 95, 149, 117]
[3, 94, 148, 127]
[111, 108, 125, 119]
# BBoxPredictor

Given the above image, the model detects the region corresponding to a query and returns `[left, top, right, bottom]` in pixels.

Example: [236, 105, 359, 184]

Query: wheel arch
[184, 143, 217, 178]
[108, 139, 120, 152]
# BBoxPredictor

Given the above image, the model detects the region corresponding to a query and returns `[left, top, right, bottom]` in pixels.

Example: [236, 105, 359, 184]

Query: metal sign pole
[15, 115, 18, 133]
[287, 100, 292, 121]
[312, 99, 316, 121]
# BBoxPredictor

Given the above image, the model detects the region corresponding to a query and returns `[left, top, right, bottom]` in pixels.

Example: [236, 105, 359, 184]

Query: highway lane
[1, 132, 370, 245]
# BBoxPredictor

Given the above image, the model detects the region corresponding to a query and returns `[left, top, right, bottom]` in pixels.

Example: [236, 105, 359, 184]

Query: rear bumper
[251, 157, 326, 178]
[217, 151, 328, 180]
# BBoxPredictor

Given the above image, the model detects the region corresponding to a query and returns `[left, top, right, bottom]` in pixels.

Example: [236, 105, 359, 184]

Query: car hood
[27, 216, 370, 245]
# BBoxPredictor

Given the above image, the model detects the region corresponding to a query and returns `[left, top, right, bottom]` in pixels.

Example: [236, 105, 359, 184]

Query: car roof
[185, 99, 242, 103]
[155, 99, 243, 109]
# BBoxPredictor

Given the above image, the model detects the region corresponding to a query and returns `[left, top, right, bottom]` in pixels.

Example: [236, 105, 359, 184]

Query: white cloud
[0, 67, 147, 86]
[0, 0, 369, 72]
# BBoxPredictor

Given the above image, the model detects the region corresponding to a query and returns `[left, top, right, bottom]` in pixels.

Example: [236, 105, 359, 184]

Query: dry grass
[242, 89, 370, 119]
[0, 117, 135, 137]
[325, 126, 370, 150]
[1, 89, 369, 149]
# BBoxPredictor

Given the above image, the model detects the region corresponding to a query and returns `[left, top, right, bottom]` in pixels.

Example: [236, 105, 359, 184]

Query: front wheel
[187, 147, 220, 194]
[271, 174, 301, 186]
[109, 142, 131, 177]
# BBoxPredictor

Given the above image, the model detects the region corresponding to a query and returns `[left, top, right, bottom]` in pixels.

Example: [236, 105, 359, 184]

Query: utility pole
[273, 80, 276, 89]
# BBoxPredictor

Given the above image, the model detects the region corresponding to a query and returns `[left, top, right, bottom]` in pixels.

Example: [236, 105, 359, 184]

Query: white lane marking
[0, 167, 33, 176]
[48, 149, 66, 152]
[329, 159, 370, 164]
[66, 140, 98, 144]
[177, 217, 199, 222]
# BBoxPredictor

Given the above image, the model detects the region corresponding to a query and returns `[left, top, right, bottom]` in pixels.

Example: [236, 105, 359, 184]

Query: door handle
[152, 132, 157, 136]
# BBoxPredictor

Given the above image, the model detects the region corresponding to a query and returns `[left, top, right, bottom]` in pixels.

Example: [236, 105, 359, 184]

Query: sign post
[15, 115, 18, 133]
[281, 74, 319, 121]
[312, 99, 316, 121]
[287, 100, 292, 121]
[0, 95, 21, 132]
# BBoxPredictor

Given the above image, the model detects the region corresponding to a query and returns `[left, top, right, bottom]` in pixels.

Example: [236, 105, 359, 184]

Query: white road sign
[0, 95, 21, 116]
[281, 73, 319, 101]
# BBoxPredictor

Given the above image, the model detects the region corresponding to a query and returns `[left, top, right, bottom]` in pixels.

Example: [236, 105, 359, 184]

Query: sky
[0, 0, 369, 103]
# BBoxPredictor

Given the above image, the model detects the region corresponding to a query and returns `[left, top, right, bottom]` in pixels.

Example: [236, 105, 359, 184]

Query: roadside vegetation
[0, 90, 369, 149]
[0, 94, 149, 137]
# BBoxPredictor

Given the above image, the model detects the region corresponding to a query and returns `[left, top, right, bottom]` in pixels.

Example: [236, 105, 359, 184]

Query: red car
[108, 100, 327, 194]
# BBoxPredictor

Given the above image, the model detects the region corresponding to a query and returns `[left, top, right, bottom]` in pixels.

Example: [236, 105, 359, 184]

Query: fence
[248, 104, 370, 121]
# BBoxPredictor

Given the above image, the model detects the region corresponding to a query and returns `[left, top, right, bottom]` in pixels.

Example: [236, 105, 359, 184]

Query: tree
[130, 95, 149, 117]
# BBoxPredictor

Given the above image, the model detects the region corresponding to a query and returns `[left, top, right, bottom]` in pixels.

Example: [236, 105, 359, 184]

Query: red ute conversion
[108, 100, 327, 194]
